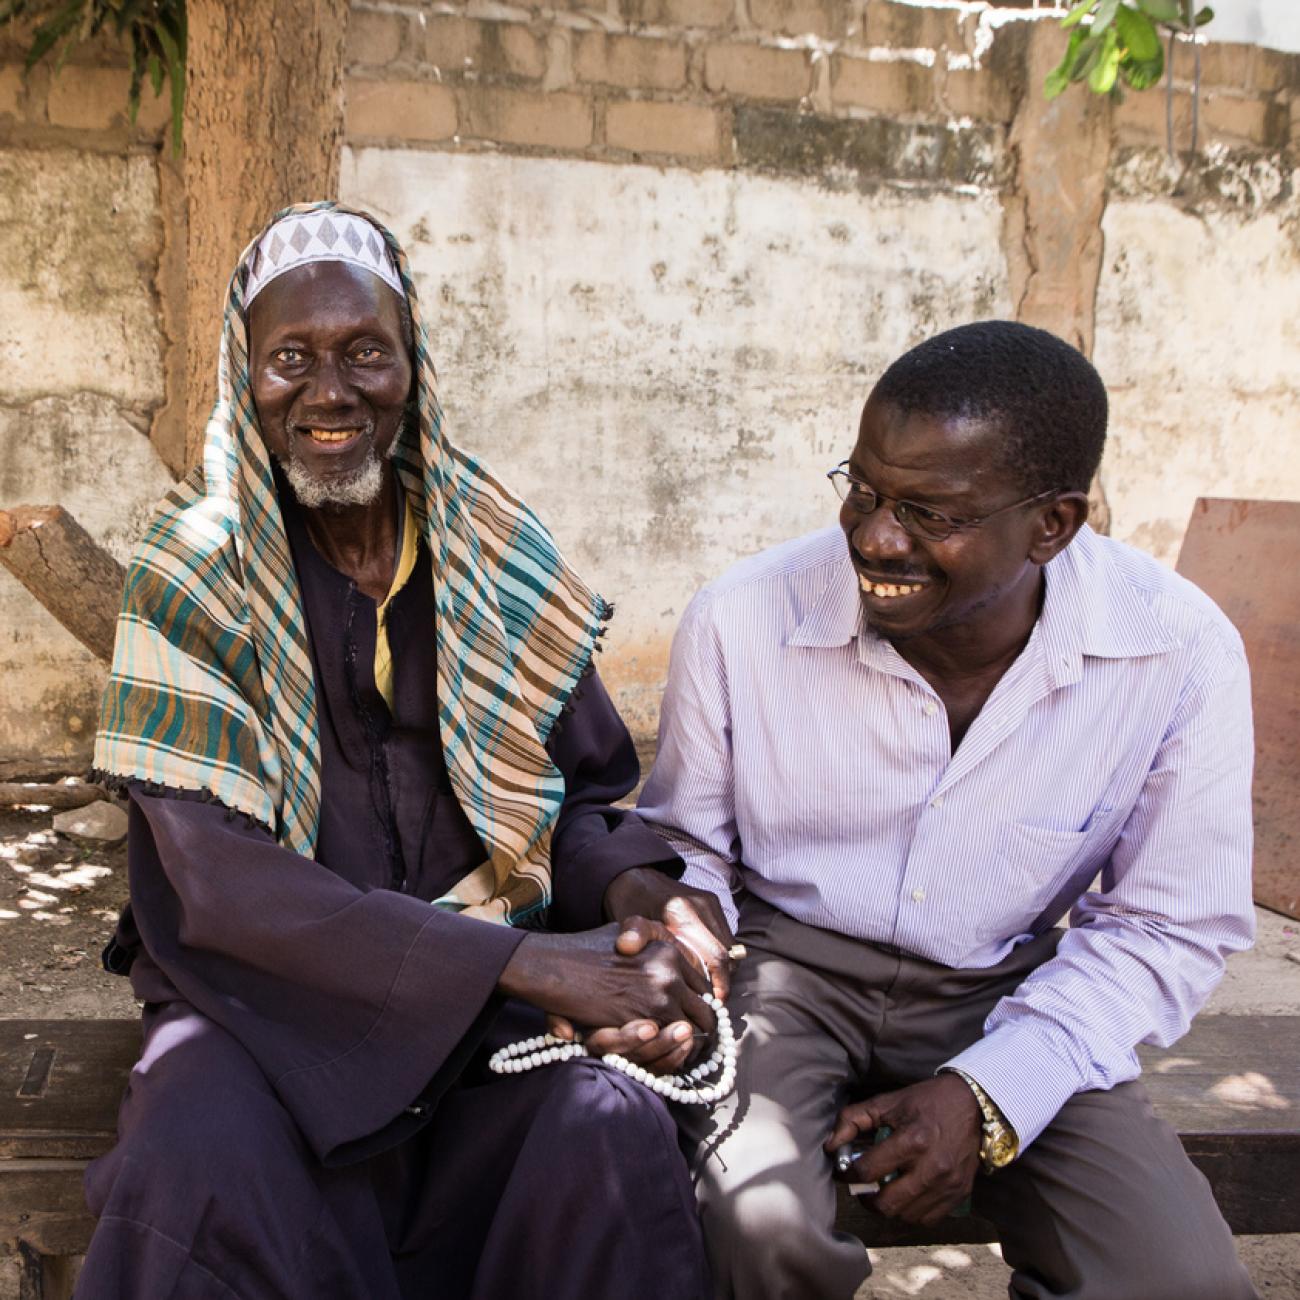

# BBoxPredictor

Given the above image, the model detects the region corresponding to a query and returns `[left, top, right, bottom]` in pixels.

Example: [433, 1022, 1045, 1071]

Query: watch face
[986, 1129, 1018, 1168]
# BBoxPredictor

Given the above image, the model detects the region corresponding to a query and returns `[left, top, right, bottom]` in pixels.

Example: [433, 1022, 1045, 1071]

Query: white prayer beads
[488, 992, 737, 1105]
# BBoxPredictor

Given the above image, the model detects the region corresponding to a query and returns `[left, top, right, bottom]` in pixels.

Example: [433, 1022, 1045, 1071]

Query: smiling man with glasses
[638, 320, 1258, 1300]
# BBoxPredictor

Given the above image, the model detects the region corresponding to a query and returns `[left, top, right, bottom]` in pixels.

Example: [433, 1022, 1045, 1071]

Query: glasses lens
[895, 502, 953, 541]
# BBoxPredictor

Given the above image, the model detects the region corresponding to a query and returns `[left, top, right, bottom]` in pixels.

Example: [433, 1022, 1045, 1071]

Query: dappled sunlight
[860, 1242, 1006, 1297]
[0, 817, 119, 928]
[1210, 1072, 1291, 1112]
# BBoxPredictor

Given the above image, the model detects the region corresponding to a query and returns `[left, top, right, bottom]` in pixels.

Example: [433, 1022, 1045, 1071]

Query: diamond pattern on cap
[245, 210, 405, 306]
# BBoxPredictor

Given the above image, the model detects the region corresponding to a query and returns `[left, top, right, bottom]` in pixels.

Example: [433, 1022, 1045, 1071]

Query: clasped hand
[499, 916, 716, 1077]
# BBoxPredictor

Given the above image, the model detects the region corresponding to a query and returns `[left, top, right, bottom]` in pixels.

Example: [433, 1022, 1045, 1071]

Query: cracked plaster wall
[1095, 153, 1300, 564]
[0, 151, 174, 767]
[343, 146, 1011, 734]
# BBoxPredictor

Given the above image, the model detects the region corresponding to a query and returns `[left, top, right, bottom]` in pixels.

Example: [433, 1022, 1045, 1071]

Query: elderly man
[80, 204, 713, 1299]
[639, 321, 1258, 1299]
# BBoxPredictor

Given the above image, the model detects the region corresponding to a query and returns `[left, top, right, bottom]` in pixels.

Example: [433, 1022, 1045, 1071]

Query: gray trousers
[676, 897, 1258, 1300]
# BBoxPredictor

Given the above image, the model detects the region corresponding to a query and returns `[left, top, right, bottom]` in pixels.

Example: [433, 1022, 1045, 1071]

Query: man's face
[840, 396, 1050, 646]
[247, 260, 412, 509]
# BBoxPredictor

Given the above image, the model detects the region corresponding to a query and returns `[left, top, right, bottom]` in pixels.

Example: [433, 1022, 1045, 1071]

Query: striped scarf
[93, 201, 609, 925]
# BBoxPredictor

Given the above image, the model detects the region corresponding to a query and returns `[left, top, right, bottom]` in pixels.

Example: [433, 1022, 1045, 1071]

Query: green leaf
[1120, 53, 1164, 89]
[1134, 0, 1181, 21]
[154, 14, 184, 157]
[1195, 5, 1214, 25]
[147, 49, 162, 96]
[1044, 64, 1071, 99]
[1092, 0, 1122, 34]
[24, 0, 84, 71]
[1115, 4, 1161, 61]
[1061, 0, 1094, 30]
[1070, 32, 1103, 80]
[1089, 26, 1122, 93]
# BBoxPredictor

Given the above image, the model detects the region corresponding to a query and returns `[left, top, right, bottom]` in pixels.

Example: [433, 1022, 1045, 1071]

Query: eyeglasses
[827, 462, 1057, 543]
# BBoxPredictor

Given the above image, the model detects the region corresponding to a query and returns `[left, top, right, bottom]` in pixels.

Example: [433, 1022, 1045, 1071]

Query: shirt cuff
[941, 1023, 1084, 1150]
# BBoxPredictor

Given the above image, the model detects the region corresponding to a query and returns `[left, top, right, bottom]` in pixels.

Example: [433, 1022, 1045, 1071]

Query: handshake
[497, 868, 742, 1079]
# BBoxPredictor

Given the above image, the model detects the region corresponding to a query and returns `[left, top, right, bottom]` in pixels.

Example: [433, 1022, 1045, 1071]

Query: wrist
[602, 866, 659, 922]
[939, 1067, 1019, 1172]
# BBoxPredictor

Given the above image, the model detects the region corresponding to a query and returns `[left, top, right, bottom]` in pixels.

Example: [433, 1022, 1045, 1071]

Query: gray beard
[280, 450, 386, 509]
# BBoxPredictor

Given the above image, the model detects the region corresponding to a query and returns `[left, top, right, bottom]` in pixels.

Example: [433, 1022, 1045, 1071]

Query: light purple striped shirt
[638, 524, 1255, 1146]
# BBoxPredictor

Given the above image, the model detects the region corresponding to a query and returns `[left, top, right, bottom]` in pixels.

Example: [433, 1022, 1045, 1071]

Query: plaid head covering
[94, 201, 610, 925]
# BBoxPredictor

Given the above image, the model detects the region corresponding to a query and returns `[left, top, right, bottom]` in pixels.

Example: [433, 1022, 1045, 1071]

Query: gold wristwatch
[941, 1067, 1019, 1173]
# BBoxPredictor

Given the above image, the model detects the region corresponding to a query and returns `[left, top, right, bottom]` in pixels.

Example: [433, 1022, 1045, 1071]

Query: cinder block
[422, 16, 482, 74]
[422, 17, 545, 81]
[605, 98, 722, 157]
[497, 24, 547, 80]
[620, 0, 734, 27]
[0, 64, 24, 118]
[347, 9, 405, 66]
[1200, 89, 1269, 146]
[748, 0, 842, 40]
[942, 67, 1014, 123]
[460, 87, 593, 149]
[865, 0, 967, 52]
[47, 66, 131, 131]
[1194, 42, 1250, 93]
[573, 33, 687, 90]
[345, 78, 458, 141]
[704, 42, 811, 101]
[1113, 84, 1190, 147]
[832, 55, 934, 115]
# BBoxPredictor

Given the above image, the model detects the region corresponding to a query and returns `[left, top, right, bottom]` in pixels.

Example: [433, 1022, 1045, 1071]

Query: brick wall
[343, 0, 1020, 186]
[343, 1, 1299, 170]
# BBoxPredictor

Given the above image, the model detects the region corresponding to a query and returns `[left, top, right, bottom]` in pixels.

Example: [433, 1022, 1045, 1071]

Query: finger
[585, 1019, 660, 1058]
[616, 1022, 696, 1074]
[825, 1101, 883, 1152]
[856, 1127, 916, 1187]
[545, 1014, 576, 1041]
[614, 916, 661, 956]
[678, 987, 718, 1036]
[663, 897, 733, 997]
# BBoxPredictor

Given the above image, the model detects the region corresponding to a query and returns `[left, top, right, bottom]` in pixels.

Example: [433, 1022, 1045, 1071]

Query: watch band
[940, 1066, 1020, 1172]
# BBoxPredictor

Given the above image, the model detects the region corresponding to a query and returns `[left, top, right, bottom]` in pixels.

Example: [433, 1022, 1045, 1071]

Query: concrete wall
[3, 0, 1299, 764]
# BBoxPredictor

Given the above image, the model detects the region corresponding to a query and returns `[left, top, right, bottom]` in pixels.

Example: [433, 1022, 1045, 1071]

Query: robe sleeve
[545, 668, 684, 933]
[122, 789, 524, 1166]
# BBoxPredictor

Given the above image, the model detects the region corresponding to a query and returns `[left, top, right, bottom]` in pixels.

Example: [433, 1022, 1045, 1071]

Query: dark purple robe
[79, 498, 708, 1300]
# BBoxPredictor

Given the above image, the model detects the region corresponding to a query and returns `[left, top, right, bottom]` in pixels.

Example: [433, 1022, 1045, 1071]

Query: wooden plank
[3, 1015, 1299, 1259]
[0, 1161, 98, 1258]
[1138, 1014, 1300, 1132]
[0, 1021, 139, 1161]
[1176, 498, 1300, 920]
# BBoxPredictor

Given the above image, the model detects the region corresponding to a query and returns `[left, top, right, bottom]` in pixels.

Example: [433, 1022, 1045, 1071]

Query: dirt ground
[2, 800, 1298, 1298]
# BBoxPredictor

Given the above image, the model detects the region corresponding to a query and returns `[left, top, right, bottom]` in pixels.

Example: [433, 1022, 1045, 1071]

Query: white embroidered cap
[244, 210, 405, 306]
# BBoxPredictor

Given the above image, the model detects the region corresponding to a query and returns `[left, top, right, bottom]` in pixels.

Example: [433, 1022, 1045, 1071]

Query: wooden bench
[4, 1016, 1300, 1296]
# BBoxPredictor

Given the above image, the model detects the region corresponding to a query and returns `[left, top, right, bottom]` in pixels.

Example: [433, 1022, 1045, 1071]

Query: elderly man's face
[247, 260, 413, 509]
[840, 396, 1053, 647]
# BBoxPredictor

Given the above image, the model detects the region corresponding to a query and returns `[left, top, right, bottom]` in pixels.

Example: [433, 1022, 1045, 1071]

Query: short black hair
[870, 320, 1107, 495]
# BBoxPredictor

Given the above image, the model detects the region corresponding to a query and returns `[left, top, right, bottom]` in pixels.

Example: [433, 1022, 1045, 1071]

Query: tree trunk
[0, 507, 126, 665]
[1005, 22, 1113, 534]
[182, 0, 350, 467]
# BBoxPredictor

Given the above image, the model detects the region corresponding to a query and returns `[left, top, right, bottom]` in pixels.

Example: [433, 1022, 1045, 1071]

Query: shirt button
[930, 795, 944, 808]
[912, 888, 926, 903]
[924, 700, 938, 716]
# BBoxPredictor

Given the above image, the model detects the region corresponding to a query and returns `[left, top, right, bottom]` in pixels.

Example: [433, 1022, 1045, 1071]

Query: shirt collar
[1037, 526, 1175, 685]
[787, 542, 862, 650]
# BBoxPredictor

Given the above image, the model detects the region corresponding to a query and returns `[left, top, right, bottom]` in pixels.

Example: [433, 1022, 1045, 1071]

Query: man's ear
[1028, 491, 1089, 565]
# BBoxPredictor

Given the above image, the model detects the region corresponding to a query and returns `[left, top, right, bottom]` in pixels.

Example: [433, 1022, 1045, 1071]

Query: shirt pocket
[979, 808, 1123, 941]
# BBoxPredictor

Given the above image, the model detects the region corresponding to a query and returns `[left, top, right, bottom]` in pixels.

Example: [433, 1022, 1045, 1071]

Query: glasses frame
[827, 461, 1059, 542]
